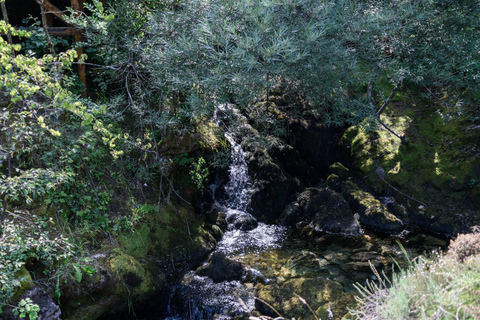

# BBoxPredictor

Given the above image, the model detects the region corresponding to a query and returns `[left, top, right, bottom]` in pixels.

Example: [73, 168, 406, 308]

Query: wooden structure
[37, 0, 107, 95]
[2, 0, 106, 95]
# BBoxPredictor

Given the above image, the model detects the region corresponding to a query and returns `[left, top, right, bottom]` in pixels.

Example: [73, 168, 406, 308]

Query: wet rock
[226, 210, 258, 231]
[340, 180, 404, 233]
[350, 251, 379, 261]
[245, 144, 294, 223]
[279, 185, 362, 235]
[2, 287, 61, 320]
[279, 251, 330, 278]
[255, 276, 351, 320]
[169, 271, 254, 319]
[195, 253, 244, 283]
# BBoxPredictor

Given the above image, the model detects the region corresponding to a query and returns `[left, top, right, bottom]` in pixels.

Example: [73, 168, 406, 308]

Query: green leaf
[73, 264, 82, 283]
[81, 265, 97, 274]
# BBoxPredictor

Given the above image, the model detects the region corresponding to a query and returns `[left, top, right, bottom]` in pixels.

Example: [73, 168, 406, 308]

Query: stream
[160, 106, 448, 320]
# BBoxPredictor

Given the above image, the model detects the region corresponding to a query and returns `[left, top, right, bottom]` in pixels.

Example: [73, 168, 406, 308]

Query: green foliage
[112, 201, 152, 232]
[18, 17, 71, 57]
[12, 298, 40, 320]
[190, 157, 209, 191]
[352, 236, 480, 319]
[0, 214, 74, 311]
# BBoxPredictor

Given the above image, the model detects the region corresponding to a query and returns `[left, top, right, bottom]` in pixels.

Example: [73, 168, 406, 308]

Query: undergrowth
[351, 234, 480, 319]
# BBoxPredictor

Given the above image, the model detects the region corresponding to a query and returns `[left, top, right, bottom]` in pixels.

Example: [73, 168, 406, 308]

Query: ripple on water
[167, 272, 255, 320]
[216, 223, 287, 255]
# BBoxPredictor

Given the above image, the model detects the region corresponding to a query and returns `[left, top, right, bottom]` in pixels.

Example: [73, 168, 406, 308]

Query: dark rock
[195, 253, 244, 283]
[279, 185, 362, 235]
[226, 210, 258, 231]
[245, 144, 294, 223]
[2, 287, 61, 320]
[284, 116, 347, 182]
[340, 180, 404, 233]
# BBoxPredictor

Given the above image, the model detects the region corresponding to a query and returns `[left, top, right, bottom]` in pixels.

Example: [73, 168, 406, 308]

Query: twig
[39, 0, 56, 55]
[254, 297, 284, 319]
[375, 115, 406, 142]
[376, 168, 428, 207]
[0, 0, 13, 47]
[294, 293, 319, 320]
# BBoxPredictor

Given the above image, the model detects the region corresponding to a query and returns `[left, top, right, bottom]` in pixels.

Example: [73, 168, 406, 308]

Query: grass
[351, 233, 480, 320]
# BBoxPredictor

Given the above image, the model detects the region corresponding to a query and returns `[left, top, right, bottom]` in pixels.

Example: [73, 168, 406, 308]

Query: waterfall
[163, 105, 285, 320]
[213, 104, 286, 254]
[223, 132, 252, 212]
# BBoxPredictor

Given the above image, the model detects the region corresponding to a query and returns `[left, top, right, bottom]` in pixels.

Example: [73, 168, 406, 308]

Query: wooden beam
[34, 0, 71, 25]
[46, 27, 83, 36]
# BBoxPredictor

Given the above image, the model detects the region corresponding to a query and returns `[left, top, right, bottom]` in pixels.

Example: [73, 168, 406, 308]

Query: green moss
[152, 206, 215, 260]
[118, 224, 152, 259]
[108, 251, 154, 299]
[341, 101, 480, 228]
[327, 173, 340, 184]
[12, 266, 34, 301]
[329, 162, 351, 179]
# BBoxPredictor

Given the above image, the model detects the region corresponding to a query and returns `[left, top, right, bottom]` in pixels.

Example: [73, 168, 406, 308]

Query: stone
[2, 287, 61, 320]
[225, 210, 258, 231]
[195, 253, 244, 283]
[279, 185, 362, 235]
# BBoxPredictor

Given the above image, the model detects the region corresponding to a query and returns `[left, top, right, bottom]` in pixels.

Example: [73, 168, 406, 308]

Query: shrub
[447, 232, 480, 263]
[351, 240, 480, 319]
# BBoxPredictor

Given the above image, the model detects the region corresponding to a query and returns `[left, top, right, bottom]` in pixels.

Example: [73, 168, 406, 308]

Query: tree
[137, 0, 479, 133]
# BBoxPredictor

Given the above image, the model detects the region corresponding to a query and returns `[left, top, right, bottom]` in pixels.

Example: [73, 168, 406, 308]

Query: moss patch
[108, 251, 154, 299]
[12, 266, 34, 301]
[341, 102, 480, 234]
[118, 223, 152, 259]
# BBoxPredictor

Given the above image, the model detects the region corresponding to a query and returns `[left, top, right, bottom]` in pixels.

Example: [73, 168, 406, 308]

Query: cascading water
[159, 105, 450, 320]
[223, 132, 252, 212]
[213, 105, 286, 255]
[164, 105, 286, 319]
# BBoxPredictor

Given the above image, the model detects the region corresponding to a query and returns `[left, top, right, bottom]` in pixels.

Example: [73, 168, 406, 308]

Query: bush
[351, 239, 480, 319]
[447, 232, 480, 263]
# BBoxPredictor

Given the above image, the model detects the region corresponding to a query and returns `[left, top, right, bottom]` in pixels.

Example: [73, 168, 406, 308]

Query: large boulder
[279, 185, 362, 235]
[340, 108, 480, 236]
[327, 162, 405, 234]
[195, 252, 245, 283]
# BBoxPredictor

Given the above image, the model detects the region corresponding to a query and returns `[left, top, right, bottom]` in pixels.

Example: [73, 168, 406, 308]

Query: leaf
[81, 114, 93, 126]
[73, 264, 82, 283]
[81, 265, 97, 274]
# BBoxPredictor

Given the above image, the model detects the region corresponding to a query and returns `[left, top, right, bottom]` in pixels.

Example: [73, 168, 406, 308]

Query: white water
[215, 104, 286, 254]
[165, 105, 286, 319]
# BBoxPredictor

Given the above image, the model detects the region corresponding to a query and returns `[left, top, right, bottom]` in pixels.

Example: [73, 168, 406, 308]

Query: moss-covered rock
[279, 185, 361, 235]
[118, 223, 153, 259]
[340, 105, 480, 236]
[340, 180, 404, 233]
[11, 266, 34, 301]
[61, 204, 217, 320]
[255, 277, 353, 320]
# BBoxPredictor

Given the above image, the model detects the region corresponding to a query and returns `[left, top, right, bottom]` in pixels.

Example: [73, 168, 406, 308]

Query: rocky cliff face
[239, 94, 480, 237]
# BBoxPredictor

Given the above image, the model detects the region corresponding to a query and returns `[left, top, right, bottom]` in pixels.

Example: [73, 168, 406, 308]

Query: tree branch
[376, 114, 406, 142]
[376, 77, 403, 115]
[39, 0, 56, 55]
[0, 0, 13, 46]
